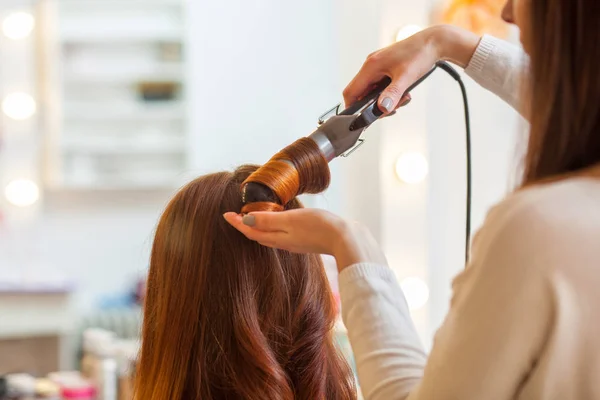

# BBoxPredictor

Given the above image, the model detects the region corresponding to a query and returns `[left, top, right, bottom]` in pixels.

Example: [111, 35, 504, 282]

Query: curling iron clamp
[308, 62, 448, 161]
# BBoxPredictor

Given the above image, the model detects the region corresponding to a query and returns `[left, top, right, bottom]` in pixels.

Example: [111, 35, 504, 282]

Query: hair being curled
[241, 137, 331, 213]
[135, 165, 356, 400]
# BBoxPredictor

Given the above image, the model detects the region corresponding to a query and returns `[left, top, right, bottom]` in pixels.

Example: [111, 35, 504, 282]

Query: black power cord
[372, 62, 472, 264]
[434, 61, 472, 264]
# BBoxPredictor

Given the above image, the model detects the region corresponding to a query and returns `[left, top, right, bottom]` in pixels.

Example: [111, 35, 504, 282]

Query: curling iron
[244, 60, 473, 263]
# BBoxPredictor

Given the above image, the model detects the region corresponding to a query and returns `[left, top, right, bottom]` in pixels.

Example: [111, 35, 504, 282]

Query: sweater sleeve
[465, 35, 530, 118]
[338, 264, 427, 399]
[339, 193, 554, 400]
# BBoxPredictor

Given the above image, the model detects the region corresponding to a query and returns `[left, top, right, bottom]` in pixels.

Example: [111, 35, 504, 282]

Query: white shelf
[0, 292, 74, 338]
[58, 0, 184, 42]
[64, 102, 185, 121]
[42, 0, 189, 191]
[59, 0, 183, 6]
[61, 138, 185, 154]
[59, 180, 183, 191]
[63, 65, 183, 84]
[60, 29, 183, 43]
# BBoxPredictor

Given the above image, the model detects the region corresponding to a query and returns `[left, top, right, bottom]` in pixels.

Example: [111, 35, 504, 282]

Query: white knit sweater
[339, 35, 600, 400]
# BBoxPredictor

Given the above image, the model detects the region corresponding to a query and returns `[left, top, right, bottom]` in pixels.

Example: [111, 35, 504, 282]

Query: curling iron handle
[403, 64, 438, 94]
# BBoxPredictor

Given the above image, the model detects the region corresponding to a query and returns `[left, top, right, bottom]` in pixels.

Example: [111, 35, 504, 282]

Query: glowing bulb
[5, 179, 40, 207]
[400, 277, 429, 311]
[395, 152, 428, 184]
[2, 93, 36, 120]
[2, 12, 35, 39]
[396, 25, 423, 42]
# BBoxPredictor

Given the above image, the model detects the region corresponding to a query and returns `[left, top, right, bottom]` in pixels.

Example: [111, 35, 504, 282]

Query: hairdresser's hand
[344, 25, 479, 113]
[223, 210, 387, 272]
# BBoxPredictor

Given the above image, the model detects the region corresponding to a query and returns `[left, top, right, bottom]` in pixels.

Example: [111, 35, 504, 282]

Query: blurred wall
[426, 67, 523, 343]
[37, 192, 163, 311]
[187, 1, 340, 174]
[187, 0, 393, 238]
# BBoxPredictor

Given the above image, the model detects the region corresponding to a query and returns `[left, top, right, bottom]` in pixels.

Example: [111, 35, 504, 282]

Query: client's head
[135, 165, 356, 400]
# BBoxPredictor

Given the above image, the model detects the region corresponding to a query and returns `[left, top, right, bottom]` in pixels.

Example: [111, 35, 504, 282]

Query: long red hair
[135, 165, 356, 399]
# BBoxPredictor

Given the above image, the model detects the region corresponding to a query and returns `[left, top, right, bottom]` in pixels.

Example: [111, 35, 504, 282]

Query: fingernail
[381, 97, 394, 112]
[242, 214, 256, 227]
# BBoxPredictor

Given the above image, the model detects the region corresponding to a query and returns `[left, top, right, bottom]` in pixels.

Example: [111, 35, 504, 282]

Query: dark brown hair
[242, 137, 331, 213]
[135, 165, 356, 400]
[523, 0, 600, 185]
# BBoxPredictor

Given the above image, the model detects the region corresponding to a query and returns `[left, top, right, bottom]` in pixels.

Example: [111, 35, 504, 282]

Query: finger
[397, 93, 412, 108]
[223, 212, 249, 233]
[343, 65, 385, 107]
[223, 213, 286, 243]
[241, 211, 289, 233]
[378, 76, 412, 114]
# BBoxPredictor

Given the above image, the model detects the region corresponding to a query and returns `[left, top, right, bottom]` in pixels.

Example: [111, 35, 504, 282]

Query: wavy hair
[135, 165, 356, 400]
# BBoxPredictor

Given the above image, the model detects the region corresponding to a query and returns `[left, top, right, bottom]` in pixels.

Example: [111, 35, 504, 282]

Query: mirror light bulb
[2, 92, 36, 120]
[395, 152, 428, 184]
[2, 12, 35, 40]
[400, 277, 429, 311]
[396, 25, 423, 42]
[5, 179, 40, 207]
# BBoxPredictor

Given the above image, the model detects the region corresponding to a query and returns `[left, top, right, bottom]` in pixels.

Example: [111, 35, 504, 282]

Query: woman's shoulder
[471, 175, 600, 268]
[492, 175, 600, 226]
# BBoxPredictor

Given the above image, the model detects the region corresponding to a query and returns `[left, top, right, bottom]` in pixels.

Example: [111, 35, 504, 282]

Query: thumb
[378, 78, 409, 114]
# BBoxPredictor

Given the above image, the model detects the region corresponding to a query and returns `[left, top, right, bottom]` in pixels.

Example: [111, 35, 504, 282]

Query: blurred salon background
[0, 0, 522, 398]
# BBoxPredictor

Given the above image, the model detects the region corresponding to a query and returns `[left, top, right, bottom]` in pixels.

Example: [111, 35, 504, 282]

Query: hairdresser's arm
[336, 265, 428, 400]
[464, 34, 529, 118]
[344, 25, 529, 119]
[338, 196, 552, 400]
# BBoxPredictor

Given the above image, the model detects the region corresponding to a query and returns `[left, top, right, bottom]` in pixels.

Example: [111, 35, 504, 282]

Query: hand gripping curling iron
[309, 61, 460, 160]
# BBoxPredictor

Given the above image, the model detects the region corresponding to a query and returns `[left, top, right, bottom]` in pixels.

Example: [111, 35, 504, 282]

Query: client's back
[135, 166, 356, 400]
